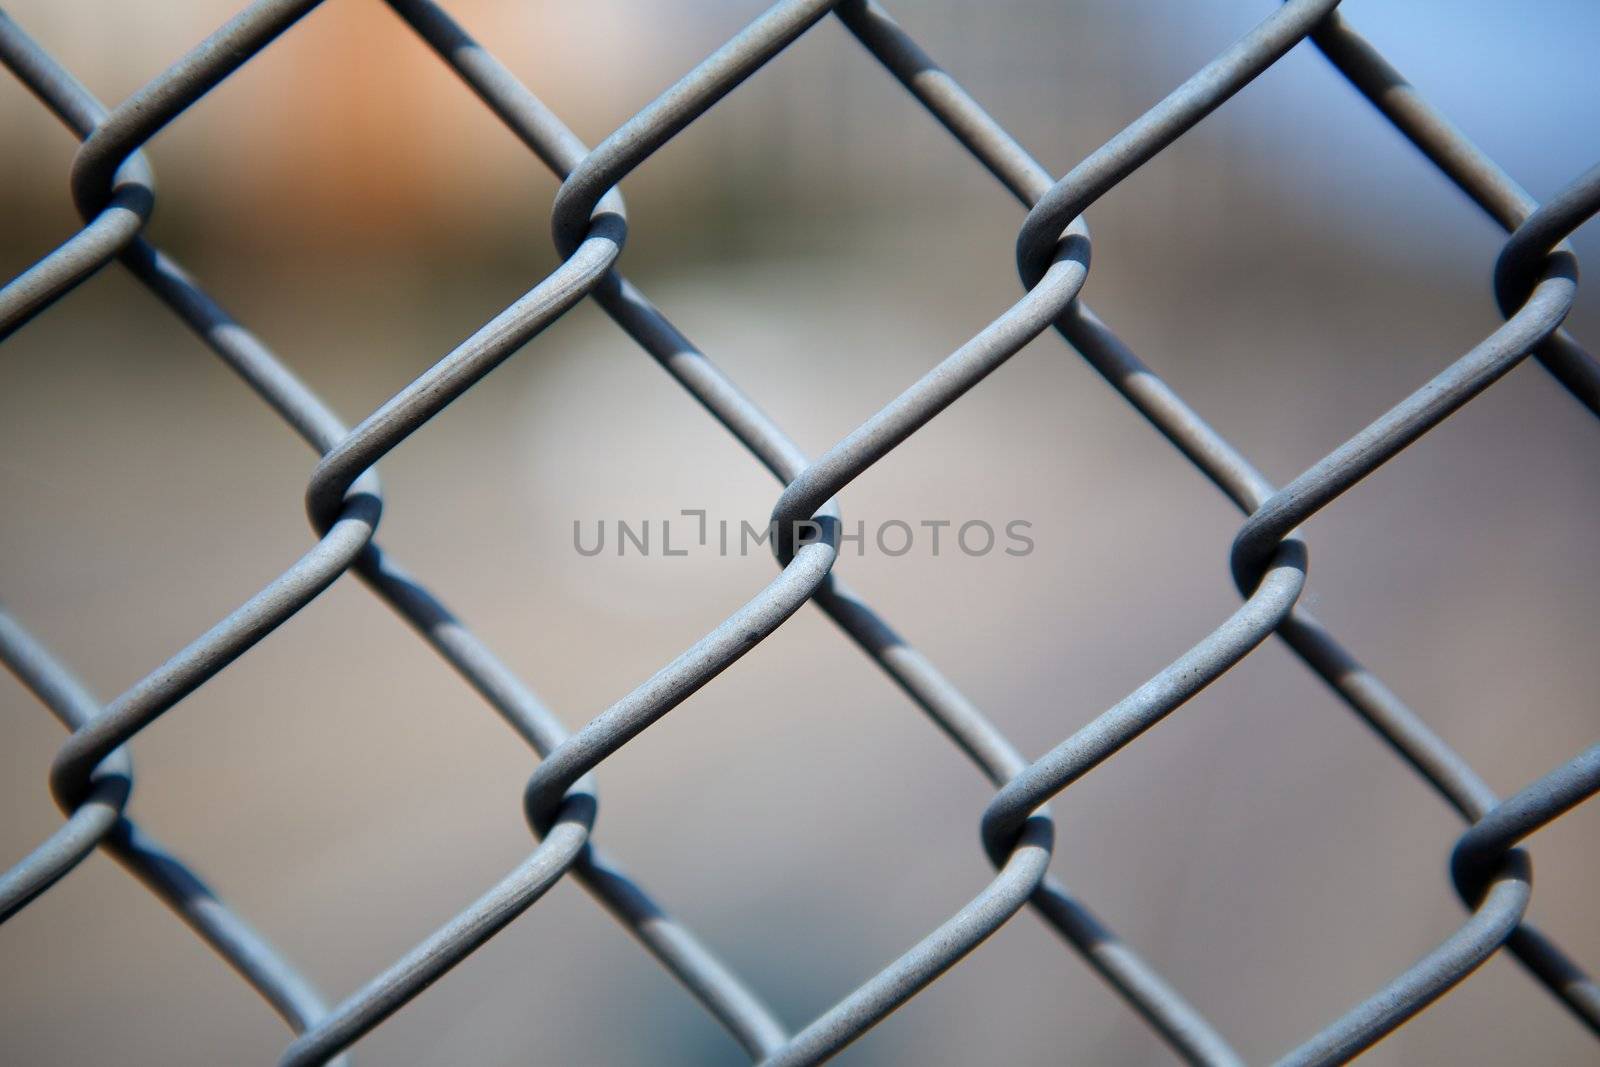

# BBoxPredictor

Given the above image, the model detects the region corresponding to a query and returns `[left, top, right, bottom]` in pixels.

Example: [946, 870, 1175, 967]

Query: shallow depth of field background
[2, 1, 1598, 1064]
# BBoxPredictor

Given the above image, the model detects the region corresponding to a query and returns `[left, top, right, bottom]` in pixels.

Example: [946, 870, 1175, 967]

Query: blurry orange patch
[240, 0, 474, 243]
[191, 0, 661, 249]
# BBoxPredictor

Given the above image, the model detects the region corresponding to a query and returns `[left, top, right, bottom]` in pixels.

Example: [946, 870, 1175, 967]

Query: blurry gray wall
[1, 1, 1597, 1064]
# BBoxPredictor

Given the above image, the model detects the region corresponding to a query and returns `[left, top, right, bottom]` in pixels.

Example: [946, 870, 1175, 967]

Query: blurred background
[1, 1, 1597, 1064]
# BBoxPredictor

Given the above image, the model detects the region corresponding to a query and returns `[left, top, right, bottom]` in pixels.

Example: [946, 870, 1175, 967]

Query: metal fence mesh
[1, 0, 1597, 1063]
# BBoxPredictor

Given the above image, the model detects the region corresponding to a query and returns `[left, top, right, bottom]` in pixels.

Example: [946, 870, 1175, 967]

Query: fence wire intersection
[1, 0, 1597, 1064]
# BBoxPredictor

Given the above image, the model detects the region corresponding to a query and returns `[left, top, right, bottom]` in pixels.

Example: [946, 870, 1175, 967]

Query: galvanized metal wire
[2, 0, 1597, 1063]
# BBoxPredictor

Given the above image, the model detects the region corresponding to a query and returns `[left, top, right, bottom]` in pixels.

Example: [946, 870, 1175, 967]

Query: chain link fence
[2, 0, 1597, 1063]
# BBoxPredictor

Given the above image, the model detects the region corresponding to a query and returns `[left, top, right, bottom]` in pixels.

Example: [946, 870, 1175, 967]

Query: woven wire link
[1, 0, 1597, 1063]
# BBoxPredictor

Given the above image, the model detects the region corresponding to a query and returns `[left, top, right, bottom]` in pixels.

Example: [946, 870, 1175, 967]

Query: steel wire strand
[0, 14, 1350, 1067]
[825, 7, 1273, 1061]
[764, 220, 1090, 556]
[17, 0, 632, 1046]
[364, 538, 793, 1058]
[3, 474, 379, 922]
[0, 13, 594, 1067]
[1227, 220, 1589, 596]
[133, 244, 784, 1065]
[545, 0, 840, 261]
[509, 1, 1096, 1059]
[594, 269, 1246, 1066]
[379, 5, 820, 1054]
[1075, 212, 1597, 1060]
[1452, 745, 1600, 909]
[1308, 10, 1600, 418]
[1039, 160, 1589, 1067]
[41, 486, 381, 814]
[0, 0, 324, 338]
[412, 0, 1312, 1062]
[522, 0, 1247, 1056]
[770, 333, 1299, 1063]
[1077, 42, 1600, 1055]
[121, 238, 712, 1067]
[0, 2, 1593, 1067]
[0, 12, 151, 340]
[1495, 163, 1600, 326]
[0, 8, 801, 1061]
[66, 0, 323, 220]
[274, 794, 599, 1067]
[1269, 855, 1534, 1066]
[306, 0, 850, 531]
[569, 10, 1271, 1048]
[5, 0, 857, 1058]
[0, 608, 348, 1065]
[811, 577, 1247, 1067]
[822, 0, 1344, 853]
[1012, 0, 1341, 291]
[466, 0, 1600, 1060]
[835, 0, 1341, 1054]
[1274, 747, 1597, 1066]
[380, 4, 1223, 1062]
[295, 3, 882, 1060]
[1060, 89, 1594, 1067]
[1292, 14, 1600, 1033]
[1117, 124, 1593, 1067]
[0, 614, 129, 921]
[864, 0, 1587, 1062]
[88, 221, 606, 1067]
[415, 28, 1216, 1067]
[1448, 744, 1600, 1025]
[839, 0, 1600, 1054]
[521, 565, 1049, 1065]
[10, 486, 379, 914]
[0, 0, 380, 914]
